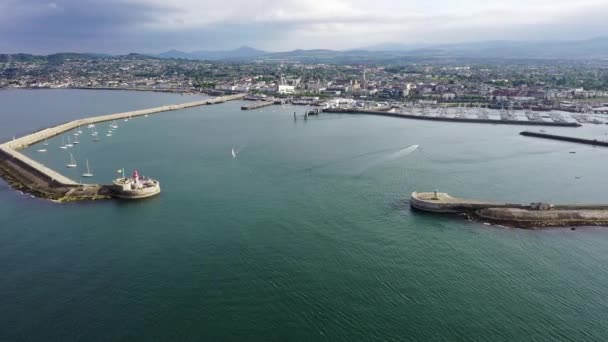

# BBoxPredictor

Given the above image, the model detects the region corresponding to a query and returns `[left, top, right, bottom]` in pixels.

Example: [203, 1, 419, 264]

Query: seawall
[241, 100, 275, 110]
[520, 131, 608, 147]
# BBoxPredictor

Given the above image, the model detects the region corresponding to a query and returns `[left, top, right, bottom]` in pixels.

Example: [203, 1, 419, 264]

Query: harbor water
[2, 89, 608, 341]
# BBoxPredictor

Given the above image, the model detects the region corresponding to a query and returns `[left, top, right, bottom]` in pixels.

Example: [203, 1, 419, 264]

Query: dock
[410, 191, 608, 228]
[241, 100, 275, 110]
[323, 108, 582, 127]
[520, 131, 608, 147]
[0, 93, 245, 201]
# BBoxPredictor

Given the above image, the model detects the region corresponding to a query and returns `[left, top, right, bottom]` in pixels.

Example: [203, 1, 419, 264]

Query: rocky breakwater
[410, 192, 608, 229]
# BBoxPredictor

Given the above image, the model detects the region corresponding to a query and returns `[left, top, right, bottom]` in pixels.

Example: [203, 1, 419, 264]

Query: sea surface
[1, 89, 608, 341]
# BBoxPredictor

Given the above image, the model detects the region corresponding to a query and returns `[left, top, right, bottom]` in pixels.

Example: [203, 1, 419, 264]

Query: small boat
[43, 139, 49, 146]
[106, 132, 112, 137]
[77, 126, 83, 134]
[231, 148, 237, 158]
[91, 128, 98, 136]
[73, 132, 79, 136]
[93, 136, 100, 142]
[59, 137, 68, 149]
[36, 149, 47, 153]
[73, 136, 80, 145]
[87, 124, 95, 128]
[66, 153, 77, 168]
[82, 160, 94, 177]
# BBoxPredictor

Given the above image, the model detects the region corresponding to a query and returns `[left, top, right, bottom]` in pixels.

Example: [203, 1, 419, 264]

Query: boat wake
[356, 144, 419, 174]
[303, 145, 418, 173]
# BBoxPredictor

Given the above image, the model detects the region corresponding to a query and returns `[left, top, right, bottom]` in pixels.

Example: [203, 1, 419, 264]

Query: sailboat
[43, 138, 49, 146]
[66, 136, 73, 147]
[231, 148, 237, 158]
[59, 137, 68, 149]
[66, 153, 77, 168]
[91, 128, 98, 136]
[73, 135, 80, 145]
[82, 160, 94, 177]
[77, 126, 83, 134]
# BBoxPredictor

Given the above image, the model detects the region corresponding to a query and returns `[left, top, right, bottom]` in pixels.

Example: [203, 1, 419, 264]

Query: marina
[323, 107, 583, 127]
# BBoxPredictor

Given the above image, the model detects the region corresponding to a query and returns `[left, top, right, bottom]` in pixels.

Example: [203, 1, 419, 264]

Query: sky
[1, 0, 607, 54]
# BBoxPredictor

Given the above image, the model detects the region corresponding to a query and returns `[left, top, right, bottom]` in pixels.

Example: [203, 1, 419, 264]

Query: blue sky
[1, 0, 607, 53]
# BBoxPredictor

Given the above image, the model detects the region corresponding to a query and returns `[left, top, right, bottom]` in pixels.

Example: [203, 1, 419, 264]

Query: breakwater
[410, 192, 608, 228]
[241, 100, 275, 110]
[0, 93, 245, 201]
[323, 108, 582, 127]
[520, 131, 608, 147]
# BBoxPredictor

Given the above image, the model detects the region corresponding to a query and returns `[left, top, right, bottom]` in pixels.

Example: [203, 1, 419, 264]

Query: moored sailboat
[66, 153, 77, 168]
[82, 159, 94, 177]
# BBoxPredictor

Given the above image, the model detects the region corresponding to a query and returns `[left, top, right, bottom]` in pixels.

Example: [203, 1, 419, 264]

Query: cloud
[0, 0, 607, 53]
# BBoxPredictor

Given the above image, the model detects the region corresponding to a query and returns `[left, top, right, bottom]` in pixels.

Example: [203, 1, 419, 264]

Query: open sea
[1, 89, 608, 341]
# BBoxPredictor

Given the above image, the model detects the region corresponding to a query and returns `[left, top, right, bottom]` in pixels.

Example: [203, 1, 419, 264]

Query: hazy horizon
[1, 0, 607, 54]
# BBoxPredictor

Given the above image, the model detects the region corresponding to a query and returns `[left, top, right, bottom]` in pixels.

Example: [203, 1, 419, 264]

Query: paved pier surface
[323, 108, 582, 127]
[0, 93, 245, 200]
[241, 100, 275, 110]
[2, 93, 245, 151]
[410, 192, 516, 213]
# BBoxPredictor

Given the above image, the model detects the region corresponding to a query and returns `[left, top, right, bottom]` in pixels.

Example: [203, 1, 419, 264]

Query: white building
[277, 84, 295, 94]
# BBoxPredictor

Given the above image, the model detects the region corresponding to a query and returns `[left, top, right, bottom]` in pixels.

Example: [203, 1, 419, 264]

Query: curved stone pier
[0, 93, 245, 201]
[410, 191, 608, 229]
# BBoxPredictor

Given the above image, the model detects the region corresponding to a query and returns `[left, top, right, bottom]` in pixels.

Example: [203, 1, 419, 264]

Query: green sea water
[1, 89, 608, 341]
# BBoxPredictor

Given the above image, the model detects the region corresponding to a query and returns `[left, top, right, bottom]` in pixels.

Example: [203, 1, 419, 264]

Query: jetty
[410, 191, 608, 228]
[520, 131, 608, 147]
[0, 93, 245, 202]
[323, 108, 582, 127]
[241, 100, 275, 110]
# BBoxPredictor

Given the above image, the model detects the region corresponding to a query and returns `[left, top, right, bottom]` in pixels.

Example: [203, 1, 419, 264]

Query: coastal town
[1, 53, 608, 115]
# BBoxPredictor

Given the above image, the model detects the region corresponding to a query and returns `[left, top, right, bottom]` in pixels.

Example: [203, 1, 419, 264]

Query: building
[276, 84, 295, 94]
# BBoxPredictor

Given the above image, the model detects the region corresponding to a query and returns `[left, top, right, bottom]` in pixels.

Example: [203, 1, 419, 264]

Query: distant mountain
[3, 37, 606, 65]
[365, 37, 608, 59]
[158, 46, 267, 60]
[362, 42, 431, 51]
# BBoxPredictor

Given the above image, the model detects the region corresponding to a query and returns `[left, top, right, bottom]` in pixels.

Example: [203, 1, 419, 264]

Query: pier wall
[241, 100, 275, 110]
[520, 131, 608, 147]
[2, 93, 245, 150]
